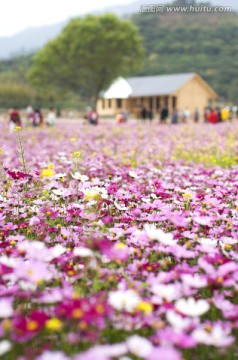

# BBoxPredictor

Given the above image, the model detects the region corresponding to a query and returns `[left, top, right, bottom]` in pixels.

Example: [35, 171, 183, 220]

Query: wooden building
[97, 73, 217, 118]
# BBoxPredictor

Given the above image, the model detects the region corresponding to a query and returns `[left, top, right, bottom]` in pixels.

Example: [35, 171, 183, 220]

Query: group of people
[140, 106, 190, 124]
[141, 107, 154, 121]
[9, 106, 56, 131]
[139, 105, 237, 124]
[8, 104, 237, 131]
[204, 107, 235, 124]
[169, 108, 193, 124]
[169, 106, 237, 124]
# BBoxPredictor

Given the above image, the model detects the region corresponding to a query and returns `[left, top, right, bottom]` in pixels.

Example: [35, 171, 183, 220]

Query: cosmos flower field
[0, 120, 238, 360]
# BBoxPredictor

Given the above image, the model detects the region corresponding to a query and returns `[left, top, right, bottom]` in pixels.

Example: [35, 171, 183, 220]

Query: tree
[0, 83, 35, 108]
[28, 14, 145, 106]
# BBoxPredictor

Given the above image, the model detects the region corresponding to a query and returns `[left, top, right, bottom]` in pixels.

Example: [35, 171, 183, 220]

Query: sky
[0, 0, 234, 37]
[0, 0, 135, 37]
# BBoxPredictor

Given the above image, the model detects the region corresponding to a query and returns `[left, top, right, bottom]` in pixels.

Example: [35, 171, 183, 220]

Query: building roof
[127, 73, 195, 97]
[103, 73, 197, 99]
[103, 77, 132, 99]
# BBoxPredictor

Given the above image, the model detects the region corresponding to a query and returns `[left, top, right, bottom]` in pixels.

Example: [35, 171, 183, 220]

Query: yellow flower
[183, 192, 192, 200]
[48, 163, 54, 170]
[73, 151, 81, 158]
[45, 318, 63, 331]
[83, 187, 100, 201]
[27, 320, 38, 331]
[72, 308, 83, 319]
[136, 301, 153, 315]
[0, 148, 4, 154]
[115, 242, 126, 250]
[40, 169, 54, 177]
[14, 126, 22, 132]
[2, 319, 11, 331]
[70, 137, 76, 142]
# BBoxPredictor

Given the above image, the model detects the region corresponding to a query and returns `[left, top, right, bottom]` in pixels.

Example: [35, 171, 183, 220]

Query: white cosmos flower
[192, 324, 234, 347]
[126, 335, 153, 357]
[54, 173, 67, 179]
[166, 310, 193, 331]
[0, 299, 13, 318]
[129, 171, 138, 178]
[52, 188, 67, 196]
[72, 172, 89, 182]
[199, 238, 217, 248]
[151, 284, 180, 302]
[18, 281, 37, 291]
[108, 289, 141, 312]
[175, 297, 210, 317]
[0, 256, 16, 268]
[29, 216, 41, 226]
[0, 340, 12, 356]
[144, 224, 176, 245]
[114, 202, 128, 211]
[193, 217, 212, 226]
[82, 186, 108, 201]
[51, 244, 66, 259]
[0, 195, 7, 202]
[73, 247, 94, 257]
[181, 274, 208, 288]
[37, 350, 70, 360]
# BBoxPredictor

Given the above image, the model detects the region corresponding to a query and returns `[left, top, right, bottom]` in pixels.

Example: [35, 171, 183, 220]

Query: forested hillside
[132, 9, 238, 102]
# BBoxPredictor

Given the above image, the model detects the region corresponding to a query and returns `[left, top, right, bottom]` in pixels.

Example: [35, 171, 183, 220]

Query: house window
[164, 96, 168, 107]
[149, 97, 153, 110]
[156, 97, 160, 110]
[141, 97, 144, 105]
[102, 99, 105, 109]
[117, 99, 122, 108]
[108, 99, 111, 108]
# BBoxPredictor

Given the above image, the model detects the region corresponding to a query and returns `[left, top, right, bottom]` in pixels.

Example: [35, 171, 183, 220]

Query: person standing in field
[160, 107, 168, 123]
[117, 110, 125, 124]
[32, 108, 43, 127]
[221, 107, 229, 122]
[122, 109, 129, 122]
[148, 109, 153, 122]
[171, 109, 178, 124]
[217, 107, 222, 122]
[184, 107, 190, 122]
[88, 108, 99, 125]
[194, 109, 200, 123]
[208, 109, 219, 124]
[9, 107, 21, 132]
[26, 105, 33, 127]
[46, 108, 56, 126]
[204, 107, 210, 123]
[141, 107, 147, 122]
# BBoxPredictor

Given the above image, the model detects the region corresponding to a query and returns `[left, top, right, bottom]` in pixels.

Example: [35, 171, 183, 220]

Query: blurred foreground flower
[175, 298, 210, 317]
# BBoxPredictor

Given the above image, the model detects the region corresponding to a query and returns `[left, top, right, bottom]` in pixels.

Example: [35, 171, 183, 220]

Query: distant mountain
[0, 22, 66, 60]
[0, 0, 237, 60]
